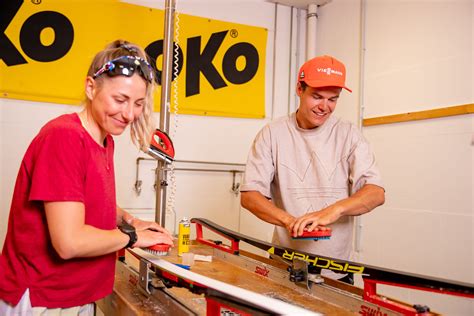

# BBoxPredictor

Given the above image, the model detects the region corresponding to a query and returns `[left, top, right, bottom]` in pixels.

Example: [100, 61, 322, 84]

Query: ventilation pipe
[306, 4, 318, 59]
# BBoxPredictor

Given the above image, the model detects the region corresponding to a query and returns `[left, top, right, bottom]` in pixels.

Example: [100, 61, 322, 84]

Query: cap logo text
[317, 67, 342, 76]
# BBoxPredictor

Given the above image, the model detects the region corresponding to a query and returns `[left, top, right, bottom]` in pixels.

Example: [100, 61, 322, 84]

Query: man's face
[295, 83, 342, 129]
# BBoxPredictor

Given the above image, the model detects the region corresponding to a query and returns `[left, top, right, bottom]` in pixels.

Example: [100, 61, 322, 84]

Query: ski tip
[292, 229, 332, 241]
[143, 243, 171, 256]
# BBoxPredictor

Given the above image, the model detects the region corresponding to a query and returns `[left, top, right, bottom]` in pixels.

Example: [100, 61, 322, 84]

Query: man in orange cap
[240, 55, 385, 283]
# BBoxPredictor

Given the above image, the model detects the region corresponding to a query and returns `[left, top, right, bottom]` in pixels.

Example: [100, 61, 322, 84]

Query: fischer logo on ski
[276, 248, 365, 274]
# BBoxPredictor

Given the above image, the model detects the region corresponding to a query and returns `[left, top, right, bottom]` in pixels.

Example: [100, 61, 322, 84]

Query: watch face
[120, 221, 136, 233]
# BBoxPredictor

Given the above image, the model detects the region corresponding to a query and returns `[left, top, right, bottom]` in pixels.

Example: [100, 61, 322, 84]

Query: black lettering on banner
[20, 11, 74, 62]
[0, 0, 27, 66]
[145, 40, 184, 85]
[222, 42, 258, 85]
[186, 30, 228, 97]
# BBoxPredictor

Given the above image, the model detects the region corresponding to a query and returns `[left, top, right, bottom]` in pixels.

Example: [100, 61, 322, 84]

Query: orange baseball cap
[297, 55, 352, 92]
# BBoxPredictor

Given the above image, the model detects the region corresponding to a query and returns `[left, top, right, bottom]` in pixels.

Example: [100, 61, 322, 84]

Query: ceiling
[265, 0, 331, 9]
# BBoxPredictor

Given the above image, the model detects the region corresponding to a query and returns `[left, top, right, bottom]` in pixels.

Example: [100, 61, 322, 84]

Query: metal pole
[354, 0, 368, 254]
[155, 0, 176, 226]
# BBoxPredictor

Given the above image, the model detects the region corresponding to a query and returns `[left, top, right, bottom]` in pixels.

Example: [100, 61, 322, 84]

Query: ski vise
[194, 219, 240, 255]
[362, 278, 432, 315]
[288, 258, 324, 290]
[362, 273, 474, 316]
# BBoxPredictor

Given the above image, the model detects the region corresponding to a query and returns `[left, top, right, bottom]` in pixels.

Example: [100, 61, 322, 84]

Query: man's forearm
[336, 184, 385, 217]
[290, 184, 385, 235]
[241, 191, 294, 229]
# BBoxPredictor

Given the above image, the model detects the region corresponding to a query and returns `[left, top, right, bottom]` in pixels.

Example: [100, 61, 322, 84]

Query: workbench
[97, 242, 387, 315]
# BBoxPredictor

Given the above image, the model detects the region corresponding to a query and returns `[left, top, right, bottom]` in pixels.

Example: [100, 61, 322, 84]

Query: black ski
[191, 217, 474, 299]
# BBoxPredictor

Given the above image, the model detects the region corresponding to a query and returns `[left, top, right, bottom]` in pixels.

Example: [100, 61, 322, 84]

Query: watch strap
[124, 231, 137, 248]
[119, 221, 138, 248]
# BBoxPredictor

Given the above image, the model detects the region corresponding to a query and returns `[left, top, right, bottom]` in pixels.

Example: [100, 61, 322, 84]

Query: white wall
[316, 0, 362, 123]
[1, 0, 473, 314]
[362, 116, 473, 315]
[317, 0, 473, 314]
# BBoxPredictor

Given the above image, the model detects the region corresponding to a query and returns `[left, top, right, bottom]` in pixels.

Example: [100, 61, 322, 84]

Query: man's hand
[290, 205, 341, 237]
[282, 214, 297, 232]
[290, 184, 385, 237]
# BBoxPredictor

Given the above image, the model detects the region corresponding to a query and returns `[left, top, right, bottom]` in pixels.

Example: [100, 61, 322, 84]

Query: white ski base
[131, 248, 320, 315]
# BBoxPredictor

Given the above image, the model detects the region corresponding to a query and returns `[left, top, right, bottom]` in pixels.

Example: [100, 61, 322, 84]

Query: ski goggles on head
[93, 55, 154, 83]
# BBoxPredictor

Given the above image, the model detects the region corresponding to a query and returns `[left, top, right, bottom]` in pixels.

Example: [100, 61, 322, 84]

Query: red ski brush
[144, 243, 171, 256]
[292, 228, 332, 240]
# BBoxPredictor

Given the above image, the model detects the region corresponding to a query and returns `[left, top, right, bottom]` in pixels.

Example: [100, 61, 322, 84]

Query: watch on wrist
[118, 220, 137, 248]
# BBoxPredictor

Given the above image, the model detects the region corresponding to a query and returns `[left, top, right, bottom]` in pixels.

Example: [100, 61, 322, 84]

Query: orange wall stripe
[363, 104, 474, 126]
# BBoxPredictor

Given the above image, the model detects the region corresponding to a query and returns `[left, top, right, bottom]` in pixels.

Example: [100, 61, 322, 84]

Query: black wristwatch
[118, 220, 137, 248]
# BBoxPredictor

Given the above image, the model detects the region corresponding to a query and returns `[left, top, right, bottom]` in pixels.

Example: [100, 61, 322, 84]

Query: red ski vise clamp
[148, 129, 175, 164]
[363, 277, 474, 315]
[191, 218, 240, 255]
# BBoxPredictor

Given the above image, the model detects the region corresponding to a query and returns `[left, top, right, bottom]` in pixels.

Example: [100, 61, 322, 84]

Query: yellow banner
[0, 0, 267, 118]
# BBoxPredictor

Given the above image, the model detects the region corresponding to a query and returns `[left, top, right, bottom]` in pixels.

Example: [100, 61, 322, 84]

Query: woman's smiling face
[87, 73, 147, 139]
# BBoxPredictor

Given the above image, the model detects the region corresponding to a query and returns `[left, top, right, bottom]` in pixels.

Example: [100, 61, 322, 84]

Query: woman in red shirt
[0, 40, 173, 315]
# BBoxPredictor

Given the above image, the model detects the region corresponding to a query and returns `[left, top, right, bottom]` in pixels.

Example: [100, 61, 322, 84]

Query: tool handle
[150, 129, 175, 159]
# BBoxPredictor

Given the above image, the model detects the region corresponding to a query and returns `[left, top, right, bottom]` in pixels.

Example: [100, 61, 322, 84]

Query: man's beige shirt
[241, 112, 384, 277]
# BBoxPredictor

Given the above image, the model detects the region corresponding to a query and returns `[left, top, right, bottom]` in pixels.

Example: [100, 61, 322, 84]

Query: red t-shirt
[0, 113, 117, 308]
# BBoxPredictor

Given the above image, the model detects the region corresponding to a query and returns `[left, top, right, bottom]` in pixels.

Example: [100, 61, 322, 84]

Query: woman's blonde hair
[85, 40, 156, 150]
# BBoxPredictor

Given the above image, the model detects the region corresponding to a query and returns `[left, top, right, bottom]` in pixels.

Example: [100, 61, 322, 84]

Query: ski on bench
[191, 217, 474, 316]
[128, 248, 319, 315]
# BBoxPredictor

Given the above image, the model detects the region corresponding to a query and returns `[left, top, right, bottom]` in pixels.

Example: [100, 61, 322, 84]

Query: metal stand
[155, 0, 176, 226]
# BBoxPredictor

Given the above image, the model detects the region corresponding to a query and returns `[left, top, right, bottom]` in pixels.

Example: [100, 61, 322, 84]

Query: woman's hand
[129, 218, 174, 248]
[130, 218, 172, 237]
[133, 229, 174, 248]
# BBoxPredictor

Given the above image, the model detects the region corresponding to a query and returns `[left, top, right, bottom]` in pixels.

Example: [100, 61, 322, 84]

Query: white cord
[166, 5, 180, 236]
